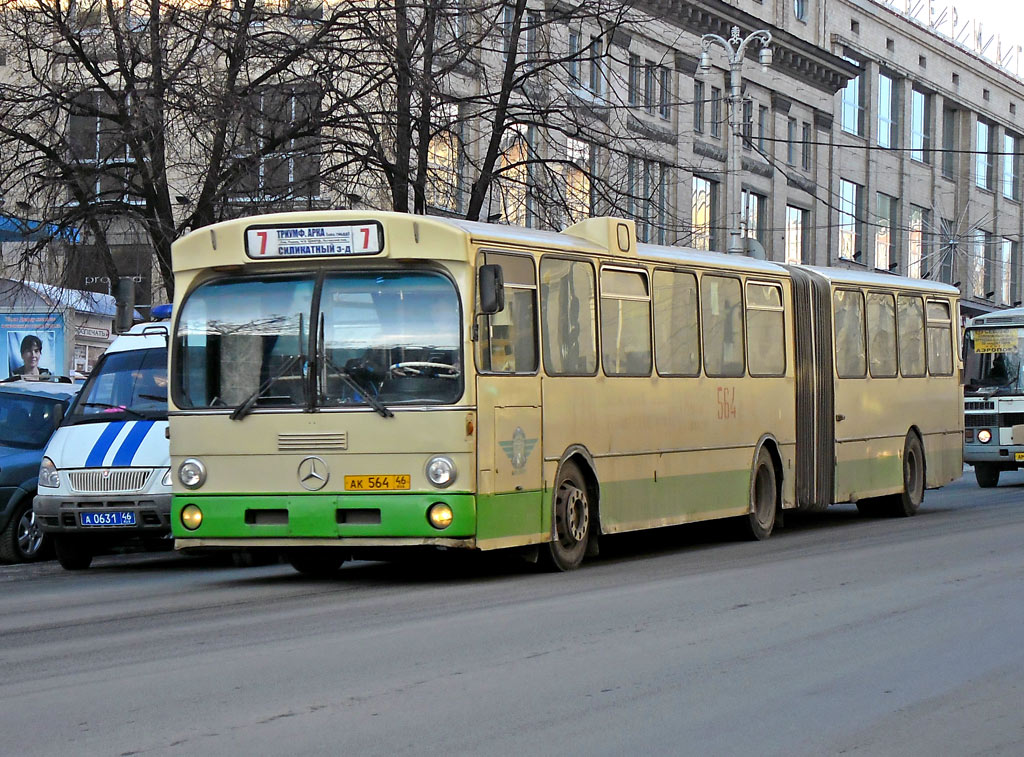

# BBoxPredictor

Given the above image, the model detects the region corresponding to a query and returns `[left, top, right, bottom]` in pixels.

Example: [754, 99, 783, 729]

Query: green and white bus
[168, 211, 963, 573]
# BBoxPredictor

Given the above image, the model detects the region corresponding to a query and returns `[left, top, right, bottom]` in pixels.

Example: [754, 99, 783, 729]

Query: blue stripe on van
[111, 421, 155, 466]
[85, 422, 126, 468]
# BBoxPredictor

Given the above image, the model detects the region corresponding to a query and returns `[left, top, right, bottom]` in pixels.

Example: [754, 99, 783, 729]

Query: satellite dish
[743, 236, 767, 260]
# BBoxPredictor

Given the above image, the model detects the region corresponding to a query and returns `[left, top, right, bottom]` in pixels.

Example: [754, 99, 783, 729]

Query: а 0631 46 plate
[80, 511, 137, 526]
[344, 475, 410, 491]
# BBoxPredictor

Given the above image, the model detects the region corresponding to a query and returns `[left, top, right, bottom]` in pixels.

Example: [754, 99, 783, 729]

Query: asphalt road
[2, 471, 1023, 756]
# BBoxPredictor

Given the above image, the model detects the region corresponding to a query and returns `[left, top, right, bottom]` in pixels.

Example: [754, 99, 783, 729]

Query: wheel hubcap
[17, 510, 44, 557]
[558, 484, 588, 545]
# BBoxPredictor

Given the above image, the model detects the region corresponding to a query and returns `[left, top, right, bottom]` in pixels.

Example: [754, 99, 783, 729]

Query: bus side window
[897, 295, 926, 377]
[540, 257, 597, 376]
[653, 270, 699, 376]
[926, 299, 954, 376]
[833, 289, 866, 378]
[701, 275, 744, 377]
[600, 268, 652, 376]
[866, 292, 897, 378]
[746, 282, 785, 377]
[477, 252, 538, 374]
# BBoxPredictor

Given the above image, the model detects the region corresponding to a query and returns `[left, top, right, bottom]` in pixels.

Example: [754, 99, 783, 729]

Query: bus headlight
[425, 456, 456, 488]
[427, 502, 454, 530]
[977, 429, 992, 444]
[178, 458, 207, 489]
[180, 504, 203, 530]
[39, 456, 59, 488]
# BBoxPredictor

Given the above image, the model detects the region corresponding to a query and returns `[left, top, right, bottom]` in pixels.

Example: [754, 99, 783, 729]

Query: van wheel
[286, 548, 345, 576]
[974, 463, 999, 488]
[0, 500, 48, 563]
[740, 447, 777, 540]
[541, 461, 591, 571]
[54, 537, 93, 570]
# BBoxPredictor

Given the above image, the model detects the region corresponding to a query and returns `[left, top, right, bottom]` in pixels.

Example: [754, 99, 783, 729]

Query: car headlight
[178, 458, 207, 489]
[161, 469, 172, 487]
[425, 455, 456, 488]
[977, 429, 992, 444]
[39, 456, 60, 488]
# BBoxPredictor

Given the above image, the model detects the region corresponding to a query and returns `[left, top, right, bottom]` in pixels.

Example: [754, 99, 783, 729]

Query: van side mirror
[479, 264, 505, 314]
[52, 403, 65, 429]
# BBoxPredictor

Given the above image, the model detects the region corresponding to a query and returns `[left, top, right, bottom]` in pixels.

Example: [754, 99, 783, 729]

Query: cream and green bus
[168, 211, 963, 574]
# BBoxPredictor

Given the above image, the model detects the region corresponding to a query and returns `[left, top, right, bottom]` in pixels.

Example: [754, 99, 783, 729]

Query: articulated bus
[963, 306, 1024, 487]
[168, 211, 963, 574]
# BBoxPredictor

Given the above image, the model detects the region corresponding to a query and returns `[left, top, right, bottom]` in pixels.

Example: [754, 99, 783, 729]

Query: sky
[942, 1, 1024, 66]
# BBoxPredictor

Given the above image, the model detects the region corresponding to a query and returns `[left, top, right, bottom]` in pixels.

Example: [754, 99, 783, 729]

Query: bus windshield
[175, 271, 462, 411]
[963, 327, 1024, 396]
[66, 348, 168, 425]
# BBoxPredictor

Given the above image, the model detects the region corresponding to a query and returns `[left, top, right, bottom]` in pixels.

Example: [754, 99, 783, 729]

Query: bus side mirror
[479, 264, 505, 314]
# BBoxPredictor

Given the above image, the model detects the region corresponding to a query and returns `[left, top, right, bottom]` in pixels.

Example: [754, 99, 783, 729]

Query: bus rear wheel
[740, 447, 777, 540]
[286, 548, 345, 577]
[974, 463, 1000, 488]
[890, 434, 925, 517]
[541, 461, 591, 571]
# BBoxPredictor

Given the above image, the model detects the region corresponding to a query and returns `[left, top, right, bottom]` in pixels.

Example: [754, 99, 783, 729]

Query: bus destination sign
[245, 221, 384, 259]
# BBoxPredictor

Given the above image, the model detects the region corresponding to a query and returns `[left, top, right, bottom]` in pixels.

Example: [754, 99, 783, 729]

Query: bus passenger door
[474, 251, 545, 549]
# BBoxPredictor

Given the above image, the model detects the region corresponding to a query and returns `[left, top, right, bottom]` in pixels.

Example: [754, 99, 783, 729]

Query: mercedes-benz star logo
[298, 456, 330, 491]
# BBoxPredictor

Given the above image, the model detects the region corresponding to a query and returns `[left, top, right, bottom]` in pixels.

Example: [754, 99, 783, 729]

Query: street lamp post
[699, 26, 773, 255]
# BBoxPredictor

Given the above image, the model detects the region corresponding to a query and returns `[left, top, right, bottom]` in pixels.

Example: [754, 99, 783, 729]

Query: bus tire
[54, 537, 93, 571]
[891, 433, 926, 517]
[740, 447, 777, 540]
[286, 548, 345, 576]
[541, 461, 591, 571]
[974, 463, 999, 488]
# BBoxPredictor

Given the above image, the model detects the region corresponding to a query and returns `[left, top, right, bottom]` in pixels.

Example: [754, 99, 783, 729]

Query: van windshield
[66, 348, 168, 425]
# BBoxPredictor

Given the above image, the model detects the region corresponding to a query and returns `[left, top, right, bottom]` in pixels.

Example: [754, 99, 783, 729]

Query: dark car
[0, 379, 81, 562]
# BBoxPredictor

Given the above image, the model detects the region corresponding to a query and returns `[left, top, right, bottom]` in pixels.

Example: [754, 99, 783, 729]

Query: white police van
[35, 308, 171, 570]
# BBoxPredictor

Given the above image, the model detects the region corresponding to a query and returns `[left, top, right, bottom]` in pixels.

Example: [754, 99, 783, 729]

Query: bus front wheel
[542, 461, 591, 571]
[974, 463, 1000, 488]
[286, 548, 345, 577]
[741, 447, 777, 541]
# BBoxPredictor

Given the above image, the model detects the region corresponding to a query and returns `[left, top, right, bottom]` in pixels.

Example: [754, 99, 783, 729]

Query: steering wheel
[388, 361, 460, 378]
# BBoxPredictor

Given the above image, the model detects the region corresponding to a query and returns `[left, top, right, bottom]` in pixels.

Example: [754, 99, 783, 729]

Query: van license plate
[80, 511, 136, 527]
[344, 475, 411, 491]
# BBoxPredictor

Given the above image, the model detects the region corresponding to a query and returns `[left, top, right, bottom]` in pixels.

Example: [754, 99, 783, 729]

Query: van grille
[68, 469, 151, 493]
[278, 432, 347, 452]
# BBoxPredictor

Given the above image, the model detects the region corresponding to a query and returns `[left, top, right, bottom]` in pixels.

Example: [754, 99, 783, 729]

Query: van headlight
[178, 458, 207, 489]
[39, 456, 60, 488]
[425, 456, 456, 488]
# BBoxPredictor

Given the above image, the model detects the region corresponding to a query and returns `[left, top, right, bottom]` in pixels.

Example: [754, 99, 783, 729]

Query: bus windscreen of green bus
[963, 328, 1024, 396]
[175, 272, 462, 410]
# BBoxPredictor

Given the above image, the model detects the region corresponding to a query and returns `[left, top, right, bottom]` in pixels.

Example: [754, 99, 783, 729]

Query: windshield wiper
[321, 353, 393, 419]
[229, 354, 305, 422]
[139, 393, 167, 402]
[79, 401, 148, 419]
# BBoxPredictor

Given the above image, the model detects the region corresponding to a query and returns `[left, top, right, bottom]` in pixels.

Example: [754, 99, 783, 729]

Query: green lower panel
[834, 454, 901, 501]
[476, 490, 543, 542]
[172, 492, 475, 539]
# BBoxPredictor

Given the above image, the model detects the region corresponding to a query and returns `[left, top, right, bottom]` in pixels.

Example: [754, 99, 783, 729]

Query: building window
[976, 119, 994, 190]
[840, 59, 864, 136]
[568, 32, 580, 86]
[971, 230, 990, 298]
[627, 157, 668, 244]
[910, 89, 931, 163]
[501, 5, 515, 60]
[802, 122, 812, 170]
[691, 175, 717, 251]
[587, 36, 604, 96]
[69, 90, 137, 203]
[693, 80, 705, 134]
[1003, 132, 1020, 201]
[710, 87, 722, 139]
[908, 204, 930, 279]
[659, 66, 671, 119]
[643, 60, 656, 114]
[794, 0, 807, 21]
[524, 11, 540, 68]
[742, 99, 753, 150]
[565, 138, 591, 223]
[877, 72, 897, 149]
[839, 178, 862, 261]
[875, 192, 897, 271]
[938, 218, 954, 283]
[426, 102, 461, 211]
[628, 54, 640, 106]
[757, 105, 769, 152]
[499, 125, 535, 227]
[787, 118, 797, 165]
[942, 107, 957, 178]
[741, 188, 766, 246]
[785, 205, 809, 264]
[1001, 237, 1015, 304]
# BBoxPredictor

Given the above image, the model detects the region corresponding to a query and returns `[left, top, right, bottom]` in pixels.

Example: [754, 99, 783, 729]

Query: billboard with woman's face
[1, 313, 64, 379]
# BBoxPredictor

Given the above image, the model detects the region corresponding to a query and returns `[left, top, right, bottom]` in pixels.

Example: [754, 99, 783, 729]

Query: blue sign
[1, 312, 65, 379]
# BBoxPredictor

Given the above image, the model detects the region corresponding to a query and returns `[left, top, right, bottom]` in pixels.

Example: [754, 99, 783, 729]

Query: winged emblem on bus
[499, 427, 537, 473]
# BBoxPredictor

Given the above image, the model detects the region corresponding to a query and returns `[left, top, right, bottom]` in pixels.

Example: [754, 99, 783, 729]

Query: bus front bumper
[964, 442, 1024, 466]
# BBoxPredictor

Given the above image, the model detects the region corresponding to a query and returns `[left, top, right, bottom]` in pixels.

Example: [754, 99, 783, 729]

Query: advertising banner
[1, 312, 65, 379]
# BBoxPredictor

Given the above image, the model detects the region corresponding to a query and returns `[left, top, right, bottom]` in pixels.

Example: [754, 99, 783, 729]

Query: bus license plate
[80, 511, 136, 527]
[344, 475, 410, 491]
